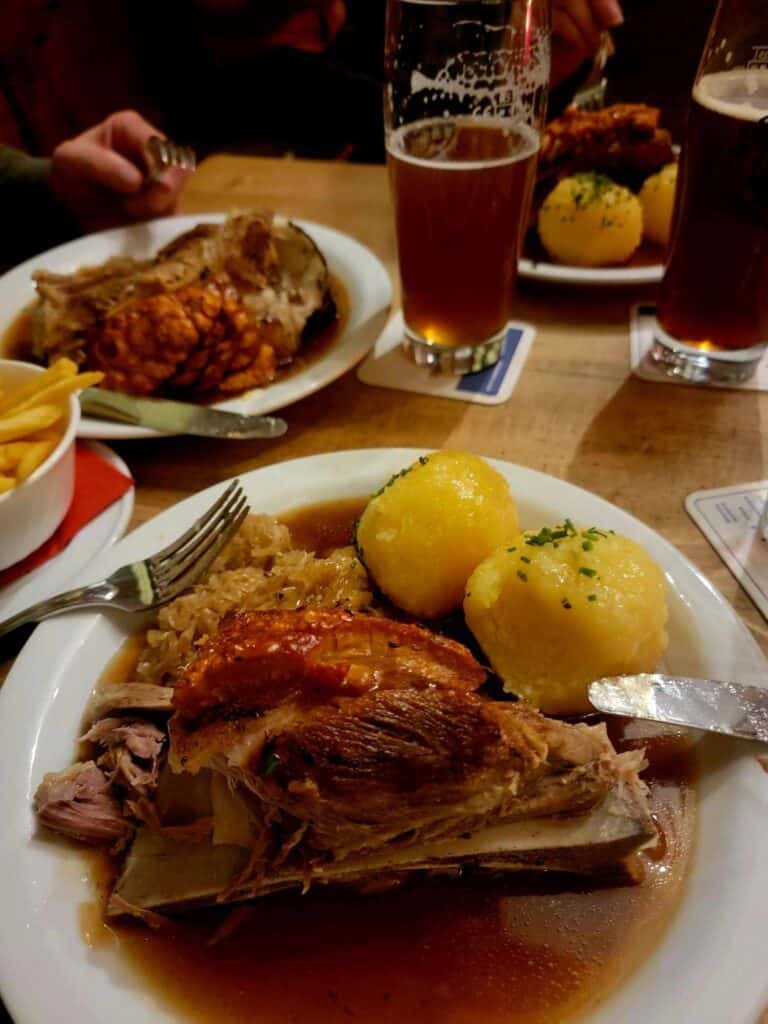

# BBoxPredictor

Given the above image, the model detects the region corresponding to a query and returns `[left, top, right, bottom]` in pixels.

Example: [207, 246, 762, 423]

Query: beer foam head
[695, 68, 768, 122]
[393, 15, 549, 128]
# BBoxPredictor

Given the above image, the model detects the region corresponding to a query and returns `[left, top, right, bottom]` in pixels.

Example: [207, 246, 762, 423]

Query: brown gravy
[83, 500, 697, 1024]
[0, 275, 349, 394]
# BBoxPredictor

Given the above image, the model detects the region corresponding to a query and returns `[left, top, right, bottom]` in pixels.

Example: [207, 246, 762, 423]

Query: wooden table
[109, 152, 767, 657]
[0, 153, 766, 1024]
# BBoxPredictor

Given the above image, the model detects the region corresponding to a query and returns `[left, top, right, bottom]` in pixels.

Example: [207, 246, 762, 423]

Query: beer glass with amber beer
[653, 0, 768, 383]
[385, 0, 549, 372]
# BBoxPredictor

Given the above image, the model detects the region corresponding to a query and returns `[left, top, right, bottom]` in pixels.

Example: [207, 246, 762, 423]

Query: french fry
[25, 427, 63, 444]
[0, 404, 63, 443]
[5, 370, 103, 416]
[0, 358, 76, 416]
[0, 443, 27, 472]
[0, 475, 16, 495]
[16, 440, 55, 482]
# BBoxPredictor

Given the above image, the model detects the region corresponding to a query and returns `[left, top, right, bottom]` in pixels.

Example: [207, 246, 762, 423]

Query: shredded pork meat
[34, 762, 129, 844]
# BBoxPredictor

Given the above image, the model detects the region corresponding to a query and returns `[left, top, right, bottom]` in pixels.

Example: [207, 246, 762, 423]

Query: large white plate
[0, 441, 134, 620]
[0, 215, 392, 440]
[519, 256, 663, 286]
[1, 449, 767, 1024]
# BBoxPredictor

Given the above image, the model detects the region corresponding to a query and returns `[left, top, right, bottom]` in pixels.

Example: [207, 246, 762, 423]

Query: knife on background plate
[589, 673, 768, 743]
[80, 388, 287, 439]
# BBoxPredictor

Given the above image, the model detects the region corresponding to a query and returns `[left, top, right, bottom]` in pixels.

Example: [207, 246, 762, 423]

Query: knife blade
[80, 388, 287, 439]
[588, 673, 768, 743]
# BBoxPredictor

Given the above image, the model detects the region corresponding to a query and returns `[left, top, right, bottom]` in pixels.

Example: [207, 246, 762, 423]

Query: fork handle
[0, 580, 117, 639]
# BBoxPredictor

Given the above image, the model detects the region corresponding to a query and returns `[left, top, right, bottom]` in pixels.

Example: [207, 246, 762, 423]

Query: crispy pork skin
[171, 609, 486, 722]
[86, 275, 281, 397]
[538, 103, 675, 185]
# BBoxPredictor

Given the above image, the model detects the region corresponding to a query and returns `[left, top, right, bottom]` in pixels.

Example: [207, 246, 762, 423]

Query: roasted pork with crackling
[34, 610, 655, 922]
[31, 211, 333, 398]
[538, 103, 675, 187]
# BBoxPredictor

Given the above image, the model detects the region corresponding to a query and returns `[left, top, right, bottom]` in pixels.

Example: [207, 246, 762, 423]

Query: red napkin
[0, 442, 134, 588]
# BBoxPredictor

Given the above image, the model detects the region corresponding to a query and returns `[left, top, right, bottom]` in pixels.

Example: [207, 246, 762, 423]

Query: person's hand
[49, 110, 192, 232]
[551, 0, 623, 86]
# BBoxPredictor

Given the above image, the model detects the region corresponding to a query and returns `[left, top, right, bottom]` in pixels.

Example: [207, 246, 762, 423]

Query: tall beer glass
[653, 0, 768, 384]
[385, 0, 549, 373]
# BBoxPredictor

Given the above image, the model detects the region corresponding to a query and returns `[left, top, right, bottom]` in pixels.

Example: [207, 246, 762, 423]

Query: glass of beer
[653, 0, 768, 384]
[384, 0, 549, 373]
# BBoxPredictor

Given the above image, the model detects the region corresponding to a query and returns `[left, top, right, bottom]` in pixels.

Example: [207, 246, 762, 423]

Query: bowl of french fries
[0, 358, 102, 570]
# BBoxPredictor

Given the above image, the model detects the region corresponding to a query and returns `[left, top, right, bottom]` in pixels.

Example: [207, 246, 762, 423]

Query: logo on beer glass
[747, 45, 768, 68]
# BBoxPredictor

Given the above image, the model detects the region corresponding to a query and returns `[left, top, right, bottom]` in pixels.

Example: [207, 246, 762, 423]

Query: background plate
[0, 216, 392, 440]
[519, 257, 663, 286]
[0, 450, 767, 1024]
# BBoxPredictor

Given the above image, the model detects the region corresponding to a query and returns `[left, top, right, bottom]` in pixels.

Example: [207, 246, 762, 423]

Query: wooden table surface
[112, 152, 768, 656]
[0, 153, 766, 1024]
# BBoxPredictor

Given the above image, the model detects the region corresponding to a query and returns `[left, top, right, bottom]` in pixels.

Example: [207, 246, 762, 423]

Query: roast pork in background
[31, 212, 333, 398]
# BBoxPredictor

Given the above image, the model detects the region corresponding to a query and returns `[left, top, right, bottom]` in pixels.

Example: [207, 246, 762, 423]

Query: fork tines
[146, 135, 197, 180]
[148, 481, 250, 599]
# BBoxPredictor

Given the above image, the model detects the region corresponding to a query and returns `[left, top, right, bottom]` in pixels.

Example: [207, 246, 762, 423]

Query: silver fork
[0, 481, 249, 639]
[146, 135, 197, 181]
[572, 31, 611, 112]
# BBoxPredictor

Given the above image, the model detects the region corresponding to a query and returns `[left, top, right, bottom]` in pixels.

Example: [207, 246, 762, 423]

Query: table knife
[588, 673, 768, 743]
[80, 388, 287, 439]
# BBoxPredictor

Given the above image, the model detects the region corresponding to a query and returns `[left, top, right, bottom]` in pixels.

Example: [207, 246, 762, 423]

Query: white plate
[519, 256, 663, 286]
[0, 215, 392, 440]
[0, 449, 767, 1024]
[0, 441, 134, 620]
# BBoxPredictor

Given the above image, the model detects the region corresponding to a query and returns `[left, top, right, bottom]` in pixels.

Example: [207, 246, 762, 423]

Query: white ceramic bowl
[0, 360, 80, 571]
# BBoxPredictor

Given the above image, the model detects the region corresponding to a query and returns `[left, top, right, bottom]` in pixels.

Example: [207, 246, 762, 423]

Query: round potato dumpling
[464, 522, 668, 714]
[639, 162, 678, 247]
[537, 173, 643, 267]
[356, 451, 518, 619]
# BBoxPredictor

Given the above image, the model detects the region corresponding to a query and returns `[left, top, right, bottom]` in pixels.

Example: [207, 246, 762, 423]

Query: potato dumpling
[537, 173, 643, 267]
[356, 451, 518, 619]
[639, 162, 678, 247]
[464, 521, 668, 714]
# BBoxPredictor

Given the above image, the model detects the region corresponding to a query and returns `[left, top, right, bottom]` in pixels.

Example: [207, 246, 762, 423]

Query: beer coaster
[686, 481, 768, 621]
[358, 313, 536, 404]
[630, 304, 768, 390]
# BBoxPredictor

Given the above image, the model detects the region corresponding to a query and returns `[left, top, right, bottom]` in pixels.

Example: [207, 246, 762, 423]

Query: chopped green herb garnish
[507, 546, 517, 552]
[579, 567, 597, 577]
[349, 559, 358, 569]
[588, 594, 597, 602]
[525, 520, 577, 548]
[520, 555, 531, 564]
[583, 527, 607, 540]
[371, 457, 430, 498]
[562, 598, 572, 610]
[517, 570, 528, 582]
[582, 540, 593, 551]
[263, 751, 281, 777]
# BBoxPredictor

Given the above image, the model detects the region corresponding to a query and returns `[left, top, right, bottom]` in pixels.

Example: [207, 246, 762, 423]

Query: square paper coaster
[686, 481, 768, 620]
[630, 303, 768, 390]
[358, 313, 536, 405]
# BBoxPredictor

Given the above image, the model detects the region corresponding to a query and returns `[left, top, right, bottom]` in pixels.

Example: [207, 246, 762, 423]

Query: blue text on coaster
[686, 481, 768, 621]
[358, 313, 536, 405]
[630, 303, 768, 391]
